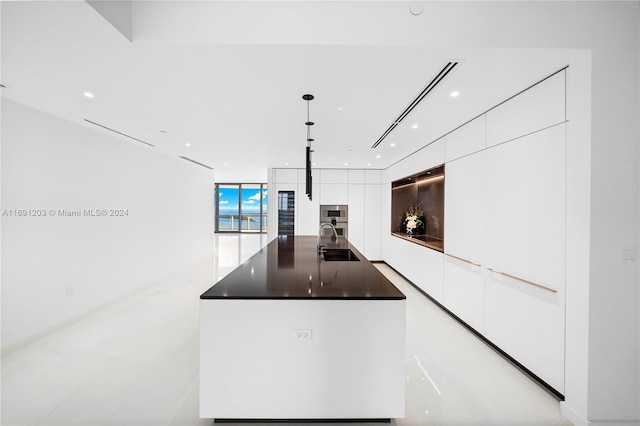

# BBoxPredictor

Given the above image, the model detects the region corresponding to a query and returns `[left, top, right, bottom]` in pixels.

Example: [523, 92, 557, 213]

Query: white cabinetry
[486, 70, 566, 148]
[348, 184, 365, 252]
[484, 272, 565, 393]
[484, 123, 566, 393]
[386, 236, 425, 289]
[485, 124, 566, 290]
[320, 169, 349, 184]
[275, 168, 298, 183]
[385, 138, 444, 182]
[422, 137, 445, 171]
[443, 151, 486, 332]
[386, 235, 443, 301]
[444, 116, 486, 162]
[201, 298, 406, 419]
[320, 184, 348, 205]
[365, 170, 382, 184]
[364, 184, 381, 260]
[402, 242, 428, 292]
[422, 248, 444, 303]
[296, 182, 319, 236]
[348, 169, 365, 184]
[271, 168, 381, 241]
[381, 70, 567, 395]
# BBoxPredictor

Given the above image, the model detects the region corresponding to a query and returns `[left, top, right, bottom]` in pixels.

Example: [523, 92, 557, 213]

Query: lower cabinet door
[484, 271, 565, 394]
[443, 255, 484, 333]
[421, 248, 444, 304]
[386, 237, 443, 303]
[401, 241, 427, 291]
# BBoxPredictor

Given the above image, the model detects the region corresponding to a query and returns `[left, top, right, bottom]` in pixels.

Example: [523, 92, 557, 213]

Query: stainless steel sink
[322, 248, 360, 262]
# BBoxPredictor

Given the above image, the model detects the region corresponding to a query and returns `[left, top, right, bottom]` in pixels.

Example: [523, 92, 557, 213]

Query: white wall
[582, 5, 639, 422]
[1, 99, 214, 351]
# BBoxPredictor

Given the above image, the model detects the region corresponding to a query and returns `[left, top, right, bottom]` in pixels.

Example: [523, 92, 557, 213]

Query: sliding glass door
[217, 184, 240, 232]
[216, 183, 267, 233]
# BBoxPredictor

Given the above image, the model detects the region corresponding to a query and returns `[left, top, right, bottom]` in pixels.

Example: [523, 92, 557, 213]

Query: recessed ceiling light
[390, 143, 396, 147]
[224, 162, 228, 166]
[344, 163, 348, 166]
[285, 162, 289, 166]
[185, 143, 191, 147]
[83, 92, 94, 98]
[412, 124, 419, 129]
[376, 155, 381, 159]
[313, 162, 317, 166]
[367, 163, 371, 167]
[450, 91, 460, 98]
[337, 107, 344, 111]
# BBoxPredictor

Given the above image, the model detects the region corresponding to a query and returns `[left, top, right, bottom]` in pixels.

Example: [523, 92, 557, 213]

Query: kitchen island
[200, 236, 406, 421]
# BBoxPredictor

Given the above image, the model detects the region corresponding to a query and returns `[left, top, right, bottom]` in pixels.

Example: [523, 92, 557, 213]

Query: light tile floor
[1, 234, 570, 425]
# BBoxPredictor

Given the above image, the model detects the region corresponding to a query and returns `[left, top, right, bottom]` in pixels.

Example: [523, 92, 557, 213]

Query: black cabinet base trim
[381, 262, 565, 402]
[214, 419, 391, 423]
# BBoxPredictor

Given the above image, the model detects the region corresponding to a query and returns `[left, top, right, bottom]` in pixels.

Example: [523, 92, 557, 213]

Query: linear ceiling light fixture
[84, 119, 155, 147]
[303, 94, 314, 201]
[371, 61, 458, 149]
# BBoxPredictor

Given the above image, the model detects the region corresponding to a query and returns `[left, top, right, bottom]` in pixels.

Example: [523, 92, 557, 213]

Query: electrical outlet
[66, 285, 74, 296]
[293, 329, 312, 341]
[623, 245, 638, 264]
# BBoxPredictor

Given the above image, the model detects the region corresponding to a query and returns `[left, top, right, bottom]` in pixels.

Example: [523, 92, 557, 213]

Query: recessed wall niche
[391, 164, 445, 251]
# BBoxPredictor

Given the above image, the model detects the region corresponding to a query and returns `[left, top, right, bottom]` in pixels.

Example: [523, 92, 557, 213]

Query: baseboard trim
[379, 261, 565, 401]
[214, 419, 391, 423]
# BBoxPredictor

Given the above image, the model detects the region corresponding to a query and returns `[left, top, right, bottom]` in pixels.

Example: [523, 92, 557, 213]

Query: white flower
[406, 219, 417, 229]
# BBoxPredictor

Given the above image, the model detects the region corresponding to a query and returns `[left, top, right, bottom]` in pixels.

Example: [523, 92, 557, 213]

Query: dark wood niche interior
[391, 164, 445, 251]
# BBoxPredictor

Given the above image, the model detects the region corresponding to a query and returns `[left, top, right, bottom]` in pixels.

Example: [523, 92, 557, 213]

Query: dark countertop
[200, 236, 405, 300]
[391, 232, 444, 252]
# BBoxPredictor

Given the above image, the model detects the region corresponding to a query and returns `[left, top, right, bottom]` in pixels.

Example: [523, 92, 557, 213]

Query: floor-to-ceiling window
[216, 183, 267, 233]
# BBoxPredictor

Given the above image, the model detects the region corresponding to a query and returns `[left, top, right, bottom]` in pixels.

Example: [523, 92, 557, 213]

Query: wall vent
[84, 119, 155, 147]
[179, 156, 214, 170]
[371, 61, 458, 148]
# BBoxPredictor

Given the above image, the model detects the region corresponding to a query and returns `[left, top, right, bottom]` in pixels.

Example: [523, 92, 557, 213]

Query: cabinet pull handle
[445, 253, 481, 267]
[486, 268, 557, 293]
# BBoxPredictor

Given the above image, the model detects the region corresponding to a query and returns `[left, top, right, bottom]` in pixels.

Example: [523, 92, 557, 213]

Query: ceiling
[1, 1, 578, 181]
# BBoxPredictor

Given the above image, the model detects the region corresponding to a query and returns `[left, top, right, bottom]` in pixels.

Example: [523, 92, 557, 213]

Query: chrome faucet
[318, 222, 338, 256]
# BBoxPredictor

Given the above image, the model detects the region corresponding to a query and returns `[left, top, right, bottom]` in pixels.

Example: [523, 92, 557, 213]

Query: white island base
[200, 299, 406, 421]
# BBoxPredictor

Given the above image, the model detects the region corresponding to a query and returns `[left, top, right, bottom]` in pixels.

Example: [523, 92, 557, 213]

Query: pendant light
[303, 94, 314, 201]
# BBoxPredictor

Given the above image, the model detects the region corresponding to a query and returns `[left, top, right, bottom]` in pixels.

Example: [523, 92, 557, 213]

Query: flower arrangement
[404, 202, 424, 234]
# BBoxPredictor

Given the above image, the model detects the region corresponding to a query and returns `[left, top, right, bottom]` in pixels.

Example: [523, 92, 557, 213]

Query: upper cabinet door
[320, 169, 349, 184]
[485, 123, 566, 292]
[385, 138, 444, 182]
[365, 170, 382, 185]
[445, 116, 486, 163]
[348, 184, 365, 252]
[364, 184, 382, 260]
[275, 168, 299, 183]
[486, 70, 566, 148]
[320, 184, 348, 205]
[444, 151, 485, 263]
[296, 182, 319, 236]
[348, 170, 365, 184]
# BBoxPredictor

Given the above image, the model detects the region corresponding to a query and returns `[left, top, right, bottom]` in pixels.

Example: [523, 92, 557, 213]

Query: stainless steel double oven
[319, 205, 348, 239]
